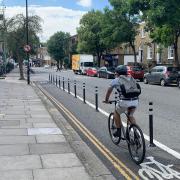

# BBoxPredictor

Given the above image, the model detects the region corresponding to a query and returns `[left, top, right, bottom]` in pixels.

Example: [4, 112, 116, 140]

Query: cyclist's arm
[104, 86, 113, 103]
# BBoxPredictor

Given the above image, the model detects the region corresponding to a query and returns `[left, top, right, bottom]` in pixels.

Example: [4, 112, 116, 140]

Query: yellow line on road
[37, 85, 140, 180]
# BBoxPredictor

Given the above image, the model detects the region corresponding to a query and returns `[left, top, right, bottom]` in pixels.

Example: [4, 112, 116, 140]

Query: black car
[97, 66, 115, 79]
[144, 65, 180, 86]
[177, 72, 180, 88]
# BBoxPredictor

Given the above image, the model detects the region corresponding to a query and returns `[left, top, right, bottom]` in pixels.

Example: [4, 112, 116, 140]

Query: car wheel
[140, 78, 144, 82]
[160, 79, 166, 86]
[143, 78, 148, 84]
[177, 79, 180, 88]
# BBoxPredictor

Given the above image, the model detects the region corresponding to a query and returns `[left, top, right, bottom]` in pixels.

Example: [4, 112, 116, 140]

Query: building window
[147, 46, 152, 59]
[168, 46, 174, 59]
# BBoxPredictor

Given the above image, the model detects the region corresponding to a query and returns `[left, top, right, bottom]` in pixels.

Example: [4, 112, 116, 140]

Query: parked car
[126, 66, 144, 81]
[97, 66, 115, 79]
[86, 67, 98, 76]
[177, 72, 180, 88]
[44, 64, 50, 69]
[144, 65, 180, 86]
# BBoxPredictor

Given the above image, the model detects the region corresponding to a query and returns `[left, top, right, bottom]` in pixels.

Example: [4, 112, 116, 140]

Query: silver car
[144, 66, 180, 86]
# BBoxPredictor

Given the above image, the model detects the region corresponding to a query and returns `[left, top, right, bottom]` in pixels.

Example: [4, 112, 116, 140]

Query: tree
[103, 0, 140, 63]
[47, 31, 70, 70]
[130, 0, 180, 67]
[2, 14, 42, 79]
[77, 10, 107, 67]
[142, 0, 180, 67]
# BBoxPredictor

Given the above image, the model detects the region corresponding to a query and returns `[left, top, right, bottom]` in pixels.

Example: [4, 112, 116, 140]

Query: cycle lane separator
[36, 83, 140, 180]
[53, 84, 180, 160]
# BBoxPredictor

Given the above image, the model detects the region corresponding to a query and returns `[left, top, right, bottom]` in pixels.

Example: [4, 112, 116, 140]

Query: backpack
[118, 76, 141, 98]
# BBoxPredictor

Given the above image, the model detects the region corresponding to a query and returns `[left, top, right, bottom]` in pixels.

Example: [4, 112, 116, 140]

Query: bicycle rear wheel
[108, 112, 121, 145]
[127, 124, 146, 164]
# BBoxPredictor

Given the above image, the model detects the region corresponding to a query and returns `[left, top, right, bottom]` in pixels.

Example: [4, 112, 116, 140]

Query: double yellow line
[37, 85, 139, 180]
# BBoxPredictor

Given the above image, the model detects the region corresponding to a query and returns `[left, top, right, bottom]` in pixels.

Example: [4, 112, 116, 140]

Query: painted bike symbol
[138, 156, 180, 180]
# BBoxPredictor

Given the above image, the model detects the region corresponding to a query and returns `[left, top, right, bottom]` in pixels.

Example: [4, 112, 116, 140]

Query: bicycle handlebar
[104, 100, 117, 104]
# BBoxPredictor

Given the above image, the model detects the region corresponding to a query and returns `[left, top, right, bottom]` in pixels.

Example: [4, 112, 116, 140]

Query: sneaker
[113, 129, 121, 137]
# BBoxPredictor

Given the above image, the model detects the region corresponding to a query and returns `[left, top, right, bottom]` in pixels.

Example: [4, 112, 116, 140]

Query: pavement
[0, 70, 115, 180]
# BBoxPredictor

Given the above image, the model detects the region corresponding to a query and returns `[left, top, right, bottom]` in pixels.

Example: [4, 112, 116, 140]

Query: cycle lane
[39, 82, 180, 180]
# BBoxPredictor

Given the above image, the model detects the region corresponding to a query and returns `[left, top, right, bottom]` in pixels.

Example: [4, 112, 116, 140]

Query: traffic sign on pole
[24, 45, 31, 52]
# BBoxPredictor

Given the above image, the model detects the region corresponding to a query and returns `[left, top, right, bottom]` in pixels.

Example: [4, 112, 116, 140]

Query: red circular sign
[24, 45, 31, 52]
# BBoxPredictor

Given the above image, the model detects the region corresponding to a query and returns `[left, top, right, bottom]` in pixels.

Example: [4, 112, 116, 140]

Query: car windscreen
[84, 62, 93, 67]
[167, 67, 180, 72]
[107, 67, 115, 72]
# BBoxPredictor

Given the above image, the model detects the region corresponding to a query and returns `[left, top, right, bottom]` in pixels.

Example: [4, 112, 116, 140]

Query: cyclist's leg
[114, 110, 122, 128]
[113, 105, 126, 137]
[127, 108, 136, 124]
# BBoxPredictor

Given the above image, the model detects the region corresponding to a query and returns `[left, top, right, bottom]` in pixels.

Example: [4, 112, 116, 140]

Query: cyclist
[103, 65, 139, 137]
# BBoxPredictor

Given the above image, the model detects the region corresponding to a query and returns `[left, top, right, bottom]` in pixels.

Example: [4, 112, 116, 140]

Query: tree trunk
[130, 43, 137, 64]
[97, 53, 101, 67]
[18, 55, 25, 80]
[174, 35, 179, 67]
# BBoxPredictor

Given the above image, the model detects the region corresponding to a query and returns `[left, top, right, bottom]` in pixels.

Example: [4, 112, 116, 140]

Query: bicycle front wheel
[127, 124, 146, 164]
[108, 112, 121, 145]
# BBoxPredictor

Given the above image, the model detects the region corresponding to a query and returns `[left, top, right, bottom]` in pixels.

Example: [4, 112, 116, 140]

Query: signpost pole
[26, 0, 30, 85]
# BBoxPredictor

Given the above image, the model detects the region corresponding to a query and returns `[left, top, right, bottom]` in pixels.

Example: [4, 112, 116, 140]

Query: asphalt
[0, 70, 115, 180]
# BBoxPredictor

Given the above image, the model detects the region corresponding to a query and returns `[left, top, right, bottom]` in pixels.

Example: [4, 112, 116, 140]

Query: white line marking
[56, 84, 180, 160]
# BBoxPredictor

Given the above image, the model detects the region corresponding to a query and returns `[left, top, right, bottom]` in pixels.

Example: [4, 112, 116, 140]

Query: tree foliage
[134, 0, 180, 66]
[102, 0, 140, 63]
[2, 14, 42, 79]
[47, 31, 70, 69]
[77, 10, 107, 67]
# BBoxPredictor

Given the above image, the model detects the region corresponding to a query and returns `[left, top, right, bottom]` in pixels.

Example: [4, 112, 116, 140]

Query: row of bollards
[49, 73, 156, 147]
[49, 74, 99, 112]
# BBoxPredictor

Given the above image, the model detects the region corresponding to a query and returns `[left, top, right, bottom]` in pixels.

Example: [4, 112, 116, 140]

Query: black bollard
[95, 86, 99, 111]
[63, 77, 65, 91]
[50, 74, 52, 83]
[53, 75, 54, 84]
[68, 79, 70, 94]
[149, 102, 156, 147]
[74, 80, 77, 98]
[56, 75, 57, 86]
[59, 76, 61, 88]
[83, 83, 86, 104]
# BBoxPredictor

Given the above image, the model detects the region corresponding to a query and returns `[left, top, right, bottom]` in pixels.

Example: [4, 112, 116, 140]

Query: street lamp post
[26, 0, 30, 84]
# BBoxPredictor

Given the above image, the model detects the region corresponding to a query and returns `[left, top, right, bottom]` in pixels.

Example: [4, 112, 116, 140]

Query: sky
[1, 0, 110, 42]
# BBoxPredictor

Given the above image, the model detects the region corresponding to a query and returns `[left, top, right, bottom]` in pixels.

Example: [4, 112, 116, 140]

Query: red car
[86, 67, 98, 76]
[126, 66, 144, 81]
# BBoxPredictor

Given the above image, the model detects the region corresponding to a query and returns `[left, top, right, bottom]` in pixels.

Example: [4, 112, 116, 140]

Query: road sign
[24, 45, 31, 52]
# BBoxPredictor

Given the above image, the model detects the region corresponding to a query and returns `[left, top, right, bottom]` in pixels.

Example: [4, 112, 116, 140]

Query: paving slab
[0, 120, 20, 127]
[0, 155, 42, 170]
[29, 143, 73, 154]
[36, 134, 66, 143]
[0, 144, 29, 156]
[33, 167, 91, 180]
[28, 127, 62, 135]
[27, 118, 53, 123]
[0, 136, 35, 144]
[0, 170, 33, 180]
[33, 122, 57, 128]
[41, 153, 82, 168]
[0, 128, 27, 136]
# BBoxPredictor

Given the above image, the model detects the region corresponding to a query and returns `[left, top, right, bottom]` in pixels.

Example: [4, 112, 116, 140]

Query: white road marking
[56, 85, 180, 160]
